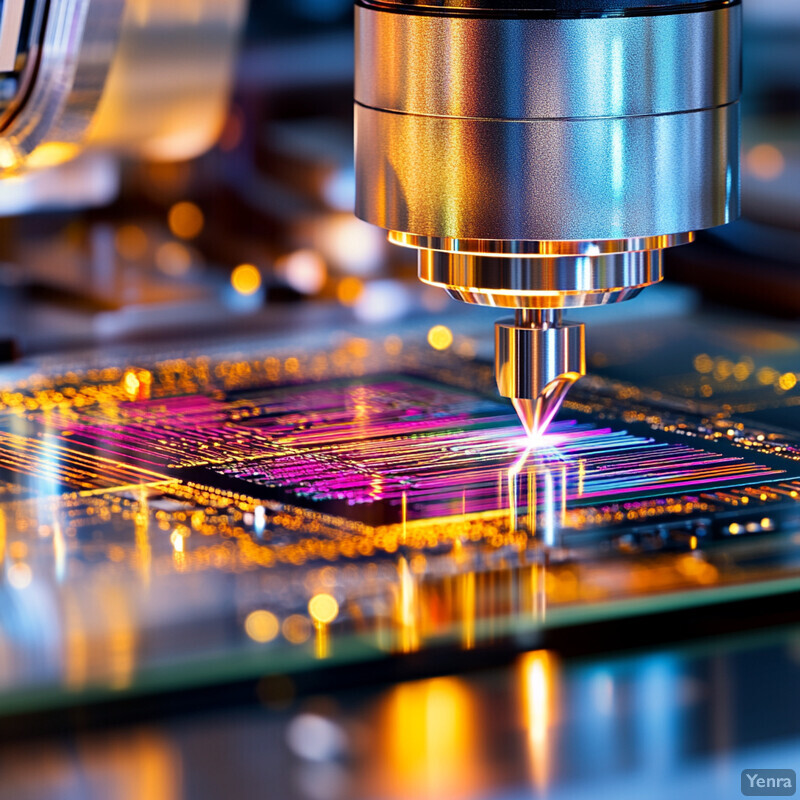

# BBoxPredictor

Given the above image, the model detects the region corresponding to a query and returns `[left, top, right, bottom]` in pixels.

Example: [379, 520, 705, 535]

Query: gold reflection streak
[63, 592, 88, 689]
[397, 556, 418, 652]
[53, 516, 66, 581]
[135, 487, 151, 587]
[75, 729, 182, 800]
[519, 650, 560, 793]
[527, 466, 536, 537]
[460, 571, 475, 650]
[401, 490, 407, 545]
[103, 586, 136, 690]
[578, 457, 585, 497]
[80, 479, 179, 497]
[508, 444, 535, 534]
[0, 507, 5, 565]
[314, 624, 329, 659]
[381, 677, 480, 799]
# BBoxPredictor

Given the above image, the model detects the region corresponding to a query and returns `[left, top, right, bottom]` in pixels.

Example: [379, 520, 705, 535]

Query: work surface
[0, 307, 797, 719]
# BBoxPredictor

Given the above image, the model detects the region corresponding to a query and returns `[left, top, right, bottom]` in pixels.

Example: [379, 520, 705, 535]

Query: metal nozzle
[495, 310, 586, 439]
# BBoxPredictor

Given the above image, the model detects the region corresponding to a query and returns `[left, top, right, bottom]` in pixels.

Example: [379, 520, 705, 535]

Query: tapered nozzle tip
[511, 374, 579, 440]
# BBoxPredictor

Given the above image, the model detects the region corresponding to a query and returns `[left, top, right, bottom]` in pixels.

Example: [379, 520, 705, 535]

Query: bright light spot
[757, 367, 778, 385]
[245, 609, 279, 643]
[282, 614, 312, 644]
[168, 201, 204, 240]
[321, 167, 355, 211]
[231, 263, 262, 296]
[286, 713, 348, 762]
[745, 143, 785, 181]
[170, 531, 184, 552]
[693, 353, 713, 373]
[384, 335, 403, 356]
[761, 517, 773, 529]
[0, 141, 17, 169]
[337, 276, 363, 306]
[254, 505, 266, 536]
[308, 593, 339, 625]
[8, 562, 32, 589]
[689, 536, 698, 550]
[115, 225, 148, 261]
[123, 371, 140, 397]
[728, 523, 742, 535]
[354, 280, 411, 322]
[27, 142, 81, 170]
[317, 216, 384, 276]
[278, 249, 327, 295]
[155, 241, 192, 276]
[779, 372, 797, 391]
[427, 325, 454, 351]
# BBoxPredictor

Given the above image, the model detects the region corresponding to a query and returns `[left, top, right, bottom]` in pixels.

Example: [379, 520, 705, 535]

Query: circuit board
[3, 324, 800, 714]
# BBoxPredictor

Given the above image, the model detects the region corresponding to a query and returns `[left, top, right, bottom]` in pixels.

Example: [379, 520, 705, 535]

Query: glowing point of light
[689, 535, 698, 550]
[337, 276, 363, 306]
[308, 593, 339, 625]
[115, 225, 148, 261]
[779, 373, 797, 391]
[123, 371, 140, 397]
[27, 142, 81, 170]
[693, 354, 713, 374]
[170, 530, 184, 552]
[156, 241, 192, 277]
[282, 614, 312, 644]
[427, 325, 453, 351]
[761, 517, 773, 529]
[745, 143, 785, 181]
[245, 609, 279, 643]
[168, 201, 204, 240]
[317, 215, 384, 276]
[728, 523, 742, 535]
[321, 166, 356, 211]
[354, 280, 411, 322]
[254, 505, 266, 536]
[231, 264, 262, 296]
[8, 562, 31, 589]
[278, 249, 327, 295]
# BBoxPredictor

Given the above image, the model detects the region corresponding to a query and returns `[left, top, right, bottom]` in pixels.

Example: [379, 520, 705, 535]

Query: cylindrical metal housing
[355, 0, 741, 243]
[495, 317, 585, 399]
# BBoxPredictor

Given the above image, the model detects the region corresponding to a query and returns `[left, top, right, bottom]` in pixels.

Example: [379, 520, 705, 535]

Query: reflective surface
[0, 322, 800, 715]
[3, 625, 800, 799]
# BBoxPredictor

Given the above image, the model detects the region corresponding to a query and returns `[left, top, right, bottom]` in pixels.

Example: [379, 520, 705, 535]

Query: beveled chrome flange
[419, 247, 663, 309]
[390, 231, 693, 257]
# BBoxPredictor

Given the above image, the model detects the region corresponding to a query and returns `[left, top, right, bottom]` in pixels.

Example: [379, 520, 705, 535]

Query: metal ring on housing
[356, 2, 740, 120]
[419, 249, 663, 294]
[389, 231, 693, 256]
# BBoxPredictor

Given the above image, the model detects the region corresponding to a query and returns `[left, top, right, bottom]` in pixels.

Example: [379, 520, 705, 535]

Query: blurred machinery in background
[0, 0, 793, 362]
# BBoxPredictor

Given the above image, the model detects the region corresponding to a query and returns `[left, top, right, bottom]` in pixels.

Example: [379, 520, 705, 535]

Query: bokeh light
[245, 610, 280, 643]
[231, 264, 262, 296]
[745, 143, 785, 181]
[427, 325, 454, 351]
[168, 201, 205, 240]
[308, 593, 339, 625]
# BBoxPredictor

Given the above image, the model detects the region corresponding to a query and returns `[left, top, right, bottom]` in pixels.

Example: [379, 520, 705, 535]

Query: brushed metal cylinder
[356, 102, 739, 241]
[495, 318, 586, 399]
[354, 0, 741, 243]
[356, 4, 740, 120]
